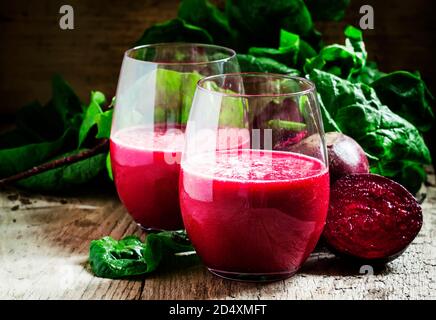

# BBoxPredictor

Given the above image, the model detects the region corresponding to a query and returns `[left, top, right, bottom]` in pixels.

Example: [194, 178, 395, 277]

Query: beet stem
[0, 139, 109, 186]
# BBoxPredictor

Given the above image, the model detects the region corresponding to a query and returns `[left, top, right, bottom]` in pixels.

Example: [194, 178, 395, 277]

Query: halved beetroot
[323, 173, 423, 262]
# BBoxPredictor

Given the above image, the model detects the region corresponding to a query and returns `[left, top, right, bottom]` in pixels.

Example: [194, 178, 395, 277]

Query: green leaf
[344, 25, 367, 67]
[281, 1, 320, 47]
[15, 101, 65, 142]
[0, 129, 72, 178]
[0, 76, 110, 191]
[16, 151, 106, 191]
[237, 54, 300, 75]
[78, 91, 113, 147]
[78, 91, 105, 147]
[316, 92, 342, 133]
[309, 69, 431, 192]
[52, 74, 83, 131]
[89, 231, 197, 279]
[180, 72, 203, 124]
[371, 71, 435, 132]
[106, 152, 113, 181]
[304, 26, 367, 80]
[304, 0, 350, 21]
[154, 68, 183, 124]
[154, 68, 204, 124]
[9, 76, 83, 150]
[248, 30, 300, 66]
[335, 103, 431, 164]
[354, 60, 385, 85]
[296, 39, 317, 69]
[178, 0, 238, 47]
[226, 0, 319, 50]
[304, 44, 357, 78]
[0, 128, 40, 150]
[135, 18, 213, 46]
[200, 80, 246, 127]
[89, 236, 151, 278]
[95, 110, 113, 139]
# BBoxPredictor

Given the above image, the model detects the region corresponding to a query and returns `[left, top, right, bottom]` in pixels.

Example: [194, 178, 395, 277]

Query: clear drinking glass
[110, 43, 239, 231]
[180, 73, 330, 281]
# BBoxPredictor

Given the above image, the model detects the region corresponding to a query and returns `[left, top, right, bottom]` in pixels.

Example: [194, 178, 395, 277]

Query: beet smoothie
[110, 126, 185, 230]
[180, 149, 329, 279]
[110, 126, 250, 230]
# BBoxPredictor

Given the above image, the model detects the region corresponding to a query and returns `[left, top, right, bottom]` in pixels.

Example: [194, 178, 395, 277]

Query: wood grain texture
[0, 173, 435, 300]
[0, 0, 435, 114]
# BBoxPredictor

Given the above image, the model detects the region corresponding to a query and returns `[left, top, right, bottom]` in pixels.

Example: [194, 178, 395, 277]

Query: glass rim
[197, 72, 316, 98]
[124, 42, 237, 66]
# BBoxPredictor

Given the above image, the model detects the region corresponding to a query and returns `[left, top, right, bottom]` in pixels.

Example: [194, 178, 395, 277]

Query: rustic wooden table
[1, 172, 435, 300]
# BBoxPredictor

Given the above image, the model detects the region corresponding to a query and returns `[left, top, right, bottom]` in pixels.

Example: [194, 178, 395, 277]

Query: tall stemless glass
[110, 43, 239, 231]
[180, 73, 330, 281]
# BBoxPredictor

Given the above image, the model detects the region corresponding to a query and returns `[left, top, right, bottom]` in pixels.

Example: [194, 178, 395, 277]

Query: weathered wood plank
[0, 189, 143, 299]
[0, 177, 435, 299]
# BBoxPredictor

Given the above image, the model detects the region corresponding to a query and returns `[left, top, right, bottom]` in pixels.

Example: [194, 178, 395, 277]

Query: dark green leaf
[344, 26, 367, 67]
[304, 44, 357, 78]
[0, 76, 111, 191]
[304, 26, 366, 80]
[9, 76, 83, 151]
[0, 129, 72, 178]
[52, 74, 83, 131]
[226, 0, 319, 50]
[78, 91, 112, 146]
[135, 18, 213, 46]
[0, 128, 40, 150]
[371, 71, 435, 132]
[309, 69, 431, 192]
[178, 0, 238, 47]
[89, 231, 196, 279]
[16, 151, 106, 191]
[15, 101, 65, 142]
[248, 30, 300, 66]
[316, 92, 342, 133]
[296, 39, 317, 69]
[354, 60, 385, 85]
[237, 54, 300, 75]
[335, 103, 431, 164]
[281, 1, 320, 47]
[89, 236, 151, 278]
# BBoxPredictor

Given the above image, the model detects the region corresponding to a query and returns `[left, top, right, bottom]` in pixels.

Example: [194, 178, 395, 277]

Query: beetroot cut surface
[323, 173, 423, 261]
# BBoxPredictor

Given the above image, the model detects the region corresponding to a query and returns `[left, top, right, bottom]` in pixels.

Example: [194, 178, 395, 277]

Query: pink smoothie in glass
[110, 126, 250, 230]
[180, 150, 329, 277]
[110, 126, 185, 230]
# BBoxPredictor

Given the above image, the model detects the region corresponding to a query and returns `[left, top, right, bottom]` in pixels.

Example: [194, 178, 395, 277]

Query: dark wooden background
[0, 0, 435, 115]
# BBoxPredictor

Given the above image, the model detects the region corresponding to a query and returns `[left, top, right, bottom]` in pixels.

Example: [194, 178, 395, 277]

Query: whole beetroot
[287, 132, 369, 181]
[323, 173, 423, 262]
[325, 132, 370, 182]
